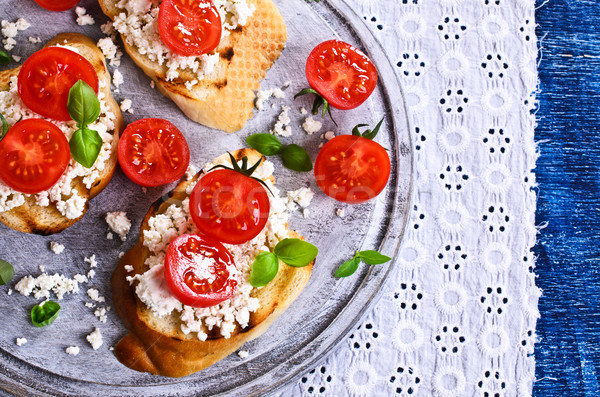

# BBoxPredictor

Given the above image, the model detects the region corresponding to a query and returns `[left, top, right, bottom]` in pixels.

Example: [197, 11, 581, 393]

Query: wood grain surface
[535, 0, 600, 395]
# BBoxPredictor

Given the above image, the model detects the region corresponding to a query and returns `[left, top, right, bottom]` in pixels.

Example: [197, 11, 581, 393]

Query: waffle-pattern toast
[98, 0, 287, 133]
[112, 148, 313, 377]
[0, 33, 124, 235]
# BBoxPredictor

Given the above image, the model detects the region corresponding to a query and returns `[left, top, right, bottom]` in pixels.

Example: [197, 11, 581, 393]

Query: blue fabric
[534, 0, 600, 395]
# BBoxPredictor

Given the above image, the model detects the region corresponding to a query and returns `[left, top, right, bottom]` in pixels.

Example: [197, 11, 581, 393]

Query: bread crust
[0, 33, 124, 235]
[112, 149, 313, 377]
[98, 0, 287, 133]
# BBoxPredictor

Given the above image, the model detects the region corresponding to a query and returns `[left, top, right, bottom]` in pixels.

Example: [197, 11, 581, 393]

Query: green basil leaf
[250, 252, 279, 287]
[67, 80, 100, 127]
[334, 257, 361, 278]
[358, 250, 391, 265]
[0, 260, 14, 285]
[274, 238, 318, 267]
[246, 133, 283, 156]
[0, 51, 10, 65]
[0, 113, 8, 142]
[69, 127, 102, 168]
[31, 301, 60, 327]
[281, 144, 313, 172]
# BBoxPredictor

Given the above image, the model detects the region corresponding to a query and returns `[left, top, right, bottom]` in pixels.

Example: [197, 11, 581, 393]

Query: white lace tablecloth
[277, 0, 540, 395]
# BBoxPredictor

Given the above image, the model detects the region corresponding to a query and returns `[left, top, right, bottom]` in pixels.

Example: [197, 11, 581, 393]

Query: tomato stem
[208, 153, 274, 196]
[294, 88, 338, 126]
[351, 118, 384, 140]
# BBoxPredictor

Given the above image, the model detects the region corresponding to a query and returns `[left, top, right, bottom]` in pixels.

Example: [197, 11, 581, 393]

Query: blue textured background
[534, 0, 600, 395]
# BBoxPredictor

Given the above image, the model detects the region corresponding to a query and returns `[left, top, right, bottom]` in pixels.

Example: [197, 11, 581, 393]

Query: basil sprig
[352, 118, 384, 140]
[0, 260, 14, 285]
[250, 238, 318, 287]
[246, 134, 313, 172]
[334, 250, 391, 278]
[0, 51, 10, 65]
[0, 113, 8, 142]
[31, 301, 61, 327]
[67, 80, 102, 168]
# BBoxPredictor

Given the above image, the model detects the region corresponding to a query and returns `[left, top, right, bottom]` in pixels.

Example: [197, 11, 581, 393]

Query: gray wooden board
[0, 0, 412, 395]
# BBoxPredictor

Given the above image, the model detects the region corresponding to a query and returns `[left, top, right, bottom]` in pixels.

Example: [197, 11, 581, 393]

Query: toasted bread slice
[98, 0, 287, 133]
[112, 148, 313, 377]
[0, 33, 124, 235]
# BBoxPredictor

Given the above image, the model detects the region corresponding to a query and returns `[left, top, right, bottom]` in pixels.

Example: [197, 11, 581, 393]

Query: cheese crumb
[15, 273, 79, 300]
[336, 208, 345, 218]
[112, 69, 124, 90]
[255, 87, 285, 111]
[303, 209, 310, 218]
[97, 37, 122, 67]
[50, 242, 65, 255]
[124, 265, 134, 273]
[286, 187, 314, 211]
[28, 36, 41, 44]
[120, 99, 133, 114]
[94, 307, 108, 323]
[85, 254, 97, 268]
[1, 18, 30, 51]
[106, 232, 114, 240]
[7, 289, 12, 295]
[16, 338, 27, 346]
[324, 131, 335, 140]
[300, 107, 308, 115]
[270, 105, 291, 137]
[74, 274, 88, 284]
[65, 346, 80, 356]
[302, 116, 322, 135]
[87, 288, 105, 303]
[87, 269, 96, 279]
[238, 350, 249, 359]
[11, 55, 20, 62]
[75, 7, 95, 26]
[38, 265, 45, 273]
[119, 252, 125, 258]
[150, 80, 155, 89]
[105, 212, 131, 242]
[86, 328, 103, 350]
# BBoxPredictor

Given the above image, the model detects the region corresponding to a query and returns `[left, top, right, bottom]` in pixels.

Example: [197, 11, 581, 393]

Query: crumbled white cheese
[124, 265, 134, 273]
[150, 80, 155, 89]
[238, 350, 249, 359]
[94, 307, 108, 323]
[0, 72, 116, 218]
[283, 81, 291, 88]
[270, 105, 292, 137]
[38, 265, 45, 273]
[302, 116, 322, 135]
[85, 302, 95, 309]
[300, 107, 308, 115]
[113, 0, 253, 82]
[286, 187, 314, 212]
[185, 164, 198, 180]
[106, 232, 114, 240]
[303, 208, 310, 218]
[11, 55, 20, 62]
[324, 131, 335, 140]
[15, 273, 79, 300]
[50, 242, 65, 255]
[255, 87, 285, 111]
[74, 274, 88, 284]
[119, 252, 125, 258]
[7, 289, 12, 295]
[87, 269, 96, 279]
[132, 160, 289, 339]
[1, 18, 30, 51]
[75, 7, 95, 26]
[85, 255, 97, 268]
[120, 99, 133, 114]
[105, 212, 131, 242]
[28, 36, 41, 44]
[100, 21, 117, 39]
[97, 37, 122, 67]
[87, 288, 105, 303]
[112, 69, 124, 90]
[336, 208, 346, 218]
[16, 338, 27, 346]
[65, 346, 80, 356]
[86, 328, 103, 350]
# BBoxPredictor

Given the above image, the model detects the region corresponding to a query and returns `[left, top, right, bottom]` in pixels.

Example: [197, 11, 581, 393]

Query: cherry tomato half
[18, 47, 99, 121]
[0, 119, 70, 194]
[33, 0, 80, 12]
[189, 169, 270, 245]
[314, 135, 390, 204]
[158, 0, 222, 56]
[306, 40, 378, 110]
[118, 118, 190, 187]
[165, 234, 239, 307]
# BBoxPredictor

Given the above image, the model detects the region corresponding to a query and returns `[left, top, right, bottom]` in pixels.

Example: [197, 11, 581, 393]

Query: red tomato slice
[158, 0, 222, 56]
[314, 135, 390, 204]
[33, 0, 80, 11]
[306, 40, 378, 110]
[18, 47, 99, 121]
[164, 234, 239, 307]
[189, 169, 270, 244]
[118, 118, 190, 187]
[0, 119, 70, 194]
